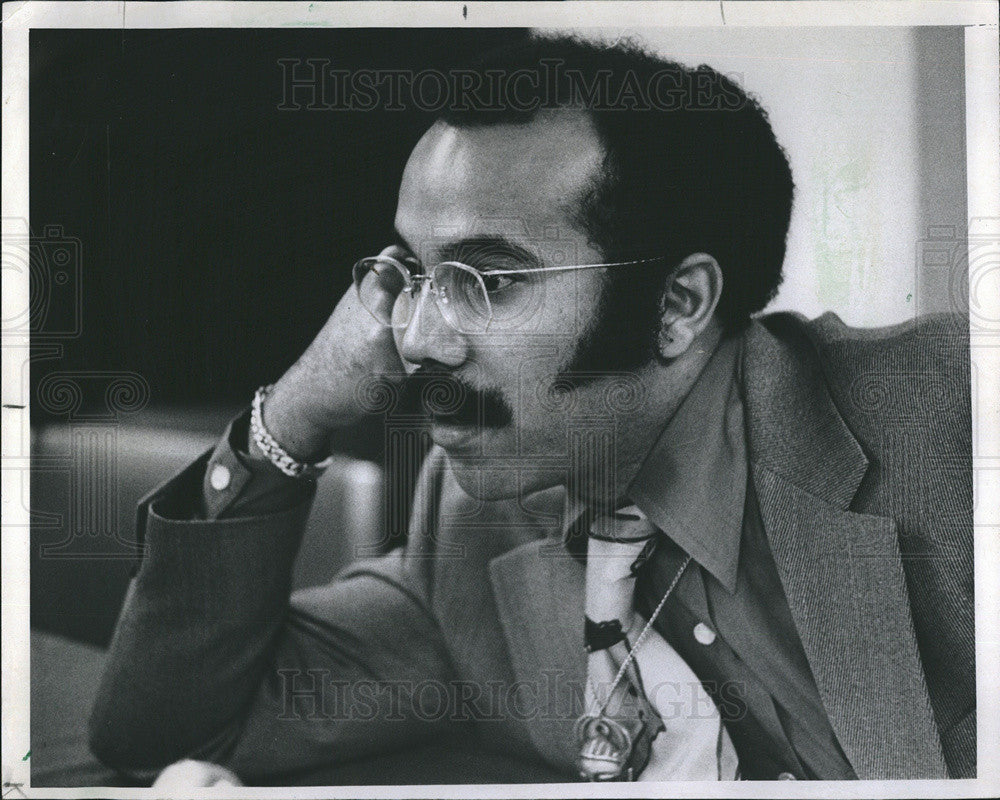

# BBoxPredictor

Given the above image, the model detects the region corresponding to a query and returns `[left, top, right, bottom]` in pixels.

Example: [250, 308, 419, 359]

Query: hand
[261, 281, 406, 460]
[152, 759, 243, 788]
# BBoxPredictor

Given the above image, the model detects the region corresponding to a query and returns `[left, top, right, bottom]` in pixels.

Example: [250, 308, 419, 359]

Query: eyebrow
[392, 229, 542, 271]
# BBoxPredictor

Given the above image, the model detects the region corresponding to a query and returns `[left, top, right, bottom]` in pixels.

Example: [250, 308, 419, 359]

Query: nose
[396, 280, 469, 369]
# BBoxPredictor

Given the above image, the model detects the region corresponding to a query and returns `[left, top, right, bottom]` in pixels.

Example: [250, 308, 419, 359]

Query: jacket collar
[741, 317, 869, 506]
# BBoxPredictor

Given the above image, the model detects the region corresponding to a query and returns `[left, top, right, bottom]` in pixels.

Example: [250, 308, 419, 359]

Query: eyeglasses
[352, 253, 665, 335]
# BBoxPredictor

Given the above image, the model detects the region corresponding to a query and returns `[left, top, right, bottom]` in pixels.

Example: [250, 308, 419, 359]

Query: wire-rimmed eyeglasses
[352, 253, 665, 335]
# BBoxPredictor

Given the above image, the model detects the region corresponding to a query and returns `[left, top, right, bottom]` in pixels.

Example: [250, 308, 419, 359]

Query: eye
[480, 272, 519, 294]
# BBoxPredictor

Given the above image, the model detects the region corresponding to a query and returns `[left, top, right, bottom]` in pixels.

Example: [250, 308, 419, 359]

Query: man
[89, 36, 974, 782]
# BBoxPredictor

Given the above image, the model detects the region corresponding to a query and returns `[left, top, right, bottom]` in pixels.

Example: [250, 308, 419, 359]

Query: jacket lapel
[743, 319, 947, 778]
[488, 539, 585, 774]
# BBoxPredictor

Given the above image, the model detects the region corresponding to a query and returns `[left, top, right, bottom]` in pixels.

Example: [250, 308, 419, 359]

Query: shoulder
[756, 310, 970, 424]
[759, 310, 968, 367]
[802, 310, 968, 364]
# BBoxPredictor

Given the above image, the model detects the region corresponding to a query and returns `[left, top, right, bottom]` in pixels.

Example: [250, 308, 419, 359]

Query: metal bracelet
[250, 384, 334, 479]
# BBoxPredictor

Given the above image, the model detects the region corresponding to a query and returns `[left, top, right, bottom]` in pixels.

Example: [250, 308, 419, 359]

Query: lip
[429, 418, 480, 451]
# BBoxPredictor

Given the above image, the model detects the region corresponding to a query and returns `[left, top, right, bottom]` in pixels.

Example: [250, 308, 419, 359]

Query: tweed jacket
[89, 311, 975, 780]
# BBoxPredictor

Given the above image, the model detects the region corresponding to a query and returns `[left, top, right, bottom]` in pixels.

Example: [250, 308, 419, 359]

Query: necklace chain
[598, 553, 692, 716]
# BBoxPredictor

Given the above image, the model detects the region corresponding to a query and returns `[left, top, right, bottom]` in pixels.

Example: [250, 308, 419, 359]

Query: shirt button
[777, 771, 797, 780]
[693, 622, 716, 645]
[210, 464, 231, 491]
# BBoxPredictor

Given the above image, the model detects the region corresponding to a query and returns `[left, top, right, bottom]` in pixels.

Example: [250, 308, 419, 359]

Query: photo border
[3, 2, 998, 798]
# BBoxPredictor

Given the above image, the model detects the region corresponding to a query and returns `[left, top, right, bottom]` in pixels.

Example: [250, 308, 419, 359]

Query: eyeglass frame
[352, 252, 668, 335]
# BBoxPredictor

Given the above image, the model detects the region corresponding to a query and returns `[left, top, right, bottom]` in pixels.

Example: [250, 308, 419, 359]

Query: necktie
[577, 506, 739, 781]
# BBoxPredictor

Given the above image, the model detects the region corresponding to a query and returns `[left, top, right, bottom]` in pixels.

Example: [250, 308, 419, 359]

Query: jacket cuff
[132, 410, 316, 575]
[203, 408, 315, 520]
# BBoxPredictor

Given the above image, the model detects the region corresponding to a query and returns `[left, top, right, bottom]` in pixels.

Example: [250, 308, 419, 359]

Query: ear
[656, 253, 723, 359]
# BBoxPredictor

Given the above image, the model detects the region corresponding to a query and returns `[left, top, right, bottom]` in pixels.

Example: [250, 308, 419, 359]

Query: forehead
[395, 111, 605, 254]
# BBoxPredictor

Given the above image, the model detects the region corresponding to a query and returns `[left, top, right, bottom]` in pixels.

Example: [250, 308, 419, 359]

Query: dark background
[30, 27, 529, 418]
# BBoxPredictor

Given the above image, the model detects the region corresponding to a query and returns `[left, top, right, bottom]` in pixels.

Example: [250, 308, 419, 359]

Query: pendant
[574, 713, 636, 781]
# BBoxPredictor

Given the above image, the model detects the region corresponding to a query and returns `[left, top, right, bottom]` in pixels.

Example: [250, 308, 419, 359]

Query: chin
[445, 458, 517, 501]
[444, 454, 564, 502]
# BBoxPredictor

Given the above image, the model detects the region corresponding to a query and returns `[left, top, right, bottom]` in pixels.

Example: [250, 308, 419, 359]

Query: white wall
[543, 26, 967, 327]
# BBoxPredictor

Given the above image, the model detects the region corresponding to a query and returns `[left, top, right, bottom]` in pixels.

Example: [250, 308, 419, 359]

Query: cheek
[532, 274, 606, 354]
[497, 356, 571, 426]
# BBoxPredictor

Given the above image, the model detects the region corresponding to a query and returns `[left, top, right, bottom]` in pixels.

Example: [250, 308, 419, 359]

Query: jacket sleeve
[89, 442, 458, 780]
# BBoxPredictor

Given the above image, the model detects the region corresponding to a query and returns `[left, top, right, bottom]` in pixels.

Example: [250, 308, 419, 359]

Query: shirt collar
[626, 334, 747, 593]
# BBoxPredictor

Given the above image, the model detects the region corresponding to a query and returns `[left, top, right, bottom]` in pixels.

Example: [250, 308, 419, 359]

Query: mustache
[397, 367, 513, 429]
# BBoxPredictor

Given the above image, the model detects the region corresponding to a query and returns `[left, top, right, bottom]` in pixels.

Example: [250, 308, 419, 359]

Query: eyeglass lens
[353, 257, 493, 334]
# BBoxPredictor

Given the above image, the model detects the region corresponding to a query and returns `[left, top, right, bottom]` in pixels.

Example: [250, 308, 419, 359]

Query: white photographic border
[3, 2, 998, 798]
